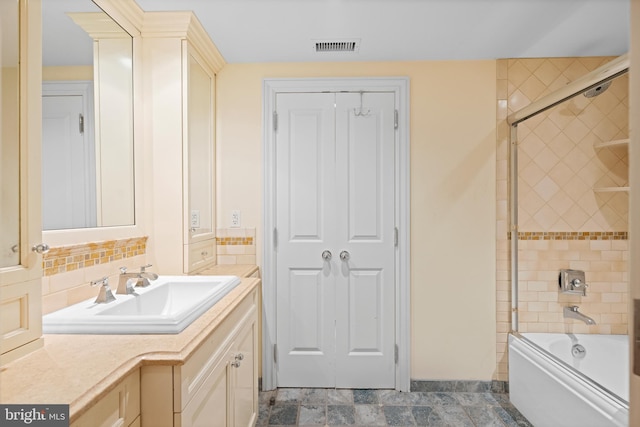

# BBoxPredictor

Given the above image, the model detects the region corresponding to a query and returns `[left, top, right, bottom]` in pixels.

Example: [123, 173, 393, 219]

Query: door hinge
[79, 113, 84, 135]
[273, 227, 278, 249]
[394, 110, 398, 130]
[394, 344, 399, 364]
[273, 111, 278, 131]
[273, 344, 278, 364]
[394, 227, 399, 247]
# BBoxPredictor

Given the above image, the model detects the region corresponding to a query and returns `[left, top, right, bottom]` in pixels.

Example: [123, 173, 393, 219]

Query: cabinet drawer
[184, 239, 216, 273]
[71, 370, 140, 427]
[174, 287, 257, 412]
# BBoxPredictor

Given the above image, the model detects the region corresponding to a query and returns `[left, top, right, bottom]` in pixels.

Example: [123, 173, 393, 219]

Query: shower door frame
[507, 54, 629, 332]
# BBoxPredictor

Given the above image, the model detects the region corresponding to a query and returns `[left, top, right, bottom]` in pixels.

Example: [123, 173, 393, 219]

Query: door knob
[322, 250, 332, 261]
[339, 250, 350, 261]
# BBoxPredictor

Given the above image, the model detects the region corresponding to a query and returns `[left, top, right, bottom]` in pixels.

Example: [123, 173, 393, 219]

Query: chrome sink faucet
[91, 277, 116, 304]
[117, 264, 159, 294]
[563, 305, 596, 325]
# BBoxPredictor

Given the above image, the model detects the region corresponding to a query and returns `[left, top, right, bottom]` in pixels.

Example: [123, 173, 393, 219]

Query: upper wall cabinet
[0, 0, 44, 364]
[142, 12, 225, 274]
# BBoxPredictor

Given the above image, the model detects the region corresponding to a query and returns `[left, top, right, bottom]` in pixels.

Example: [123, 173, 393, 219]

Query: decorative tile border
[43, 237, 148, 276]
[510, 231, 628, 240]
[216, 236, 254, 245]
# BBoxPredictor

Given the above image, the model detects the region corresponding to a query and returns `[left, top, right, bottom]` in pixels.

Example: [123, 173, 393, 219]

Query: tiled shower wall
[495, 57, 629, 381]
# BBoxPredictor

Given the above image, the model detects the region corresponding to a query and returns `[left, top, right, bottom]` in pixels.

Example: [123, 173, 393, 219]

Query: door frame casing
[262, 77, 411, 391]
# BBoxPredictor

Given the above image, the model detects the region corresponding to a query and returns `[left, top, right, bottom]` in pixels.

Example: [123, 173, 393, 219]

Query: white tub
[509, 333, 628, 427]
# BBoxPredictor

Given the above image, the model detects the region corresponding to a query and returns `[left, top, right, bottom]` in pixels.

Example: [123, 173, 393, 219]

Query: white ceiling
[43, 0, 630, 66]
[135, 0, 630, 63]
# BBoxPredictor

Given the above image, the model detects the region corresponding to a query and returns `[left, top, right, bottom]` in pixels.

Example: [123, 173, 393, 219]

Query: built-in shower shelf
[593, 186, 630, 193]
[594, 138, 629, 149]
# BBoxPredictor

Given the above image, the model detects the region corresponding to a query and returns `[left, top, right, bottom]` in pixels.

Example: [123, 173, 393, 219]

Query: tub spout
[563, 305, 596, 325]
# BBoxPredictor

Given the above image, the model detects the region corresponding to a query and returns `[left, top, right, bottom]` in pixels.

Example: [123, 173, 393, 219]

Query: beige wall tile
[496, 57, 629, 381]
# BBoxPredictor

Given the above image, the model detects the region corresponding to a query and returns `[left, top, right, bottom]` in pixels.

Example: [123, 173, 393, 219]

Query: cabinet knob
[31, 243, 50, 254]
[231, 360, 241, 368]
[235, 353, 244, 361]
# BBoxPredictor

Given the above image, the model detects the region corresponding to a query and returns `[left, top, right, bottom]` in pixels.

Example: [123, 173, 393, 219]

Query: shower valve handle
[571, 278, 588, 289]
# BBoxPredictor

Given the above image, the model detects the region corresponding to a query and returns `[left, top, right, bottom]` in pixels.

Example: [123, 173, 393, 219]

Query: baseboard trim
[410, 380, 508, 393]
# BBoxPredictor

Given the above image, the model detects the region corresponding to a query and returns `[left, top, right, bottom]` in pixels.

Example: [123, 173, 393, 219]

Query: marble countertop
[0, 277, 260, 423]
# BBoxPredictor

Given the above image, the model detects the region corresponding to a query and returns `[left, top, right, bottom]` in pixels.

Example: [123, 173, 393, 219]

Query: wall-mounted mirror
[41, 0, 134, 231]
[0, 0, 20, 268]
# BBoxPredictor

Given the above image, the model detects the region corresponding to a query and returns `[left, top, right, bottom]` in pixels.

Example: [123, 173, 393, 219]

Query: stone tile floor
[258, 388, 533, 427]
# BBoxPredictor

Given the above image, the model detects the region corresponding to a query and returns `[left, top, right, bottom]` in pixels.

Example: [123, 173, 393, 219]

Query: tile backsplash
[43, 237, 148, 276]
[216, 228, 256, 265]
[41, 237, 148, 314]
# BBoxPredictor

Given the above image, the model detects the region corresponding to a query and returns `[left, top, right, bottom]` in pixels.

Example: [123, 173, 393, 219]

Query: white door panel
[276, 91, 395, 388]
[335, 92, 396, 388]
[42, 94, 96, 230]
[276, 93, 336, 387]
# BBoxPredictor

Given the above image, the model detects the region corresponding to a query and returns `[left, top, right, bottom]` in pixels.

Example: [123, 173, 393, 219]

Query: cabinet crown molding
[93, 0, 144, 37]
[142, 11, 226, 73]
[67, 12, 131, 39]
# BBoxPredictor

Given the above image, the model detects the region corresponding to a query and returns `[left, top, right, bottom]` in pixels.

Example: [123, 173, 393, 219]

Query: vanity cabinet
[140, 286, 259, 427]
[70, 369, 140, 427]
[143, 13, 225, 275]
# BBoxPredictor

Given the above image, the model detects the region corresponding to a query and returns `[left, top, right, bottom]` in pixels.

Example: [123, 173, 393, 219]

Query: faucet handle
[139, 264, 153, 273]
[120, 266, 128, 274]
[90, 277, 109, 287]
[91, 277, 116, 303]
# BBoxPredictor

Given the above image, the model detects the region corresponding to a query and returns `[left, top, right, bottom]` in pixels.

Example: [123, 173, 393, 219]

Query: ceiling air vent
[313, 39, 360, 53]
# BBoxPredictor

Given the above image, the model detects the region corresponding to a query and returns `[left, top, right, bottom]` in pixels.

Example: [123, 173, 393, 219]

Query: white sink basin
[43, 275, 241, 334]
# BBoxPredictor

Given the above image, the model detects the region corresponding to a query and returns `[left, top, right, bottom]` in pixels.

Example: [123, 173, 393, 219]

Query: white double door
[275, 91, 396, 388]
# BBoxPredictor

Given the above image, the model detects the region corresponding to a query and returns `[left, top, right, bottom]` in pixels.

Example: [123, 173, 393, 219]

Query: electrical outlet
[231, 210, 241, 228]
[190, 210, 200, 228]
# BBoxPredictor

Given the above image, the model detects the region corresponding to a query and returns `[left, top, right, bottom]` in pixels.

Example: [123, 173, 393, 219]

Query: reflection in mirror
[41, 0, 134, 230]
[0, 0, 20, 268]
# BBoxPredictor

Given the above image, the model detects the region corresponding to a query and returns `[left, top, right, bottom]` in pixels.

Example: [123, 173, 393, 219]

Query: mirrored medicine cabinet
[41, 0, 135, 233]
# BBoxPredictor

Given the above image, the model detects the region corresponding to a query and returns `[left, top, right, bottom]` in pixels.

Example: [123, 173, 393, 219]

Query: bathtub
[509, 333, 628, 427]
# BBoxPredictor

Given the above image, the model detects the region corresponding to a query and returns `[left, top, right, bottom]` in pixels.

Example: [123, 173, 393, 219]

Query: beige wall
[216, 60, 498, 380]
[42, 65, 93, 81]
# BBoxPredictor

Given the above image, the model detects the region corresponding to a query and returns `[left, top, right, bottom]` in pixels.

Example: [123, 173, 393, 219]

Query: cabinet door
[71, 370, 139, 427]
[0, 0, 44, 364]
[232, 317, 258, 427]
[181, 347, 232, 427]
[184, 48, 215, 245]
